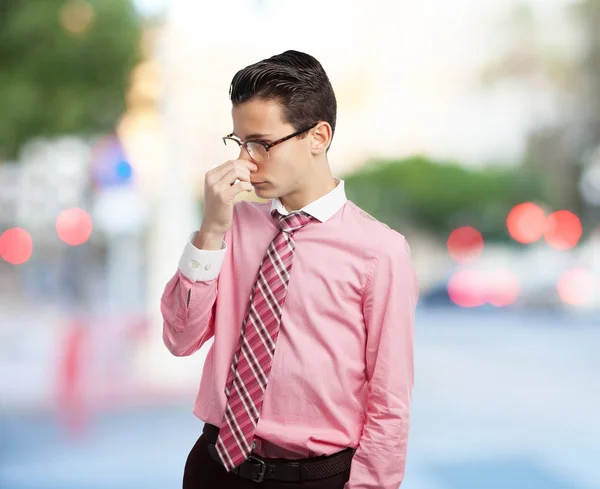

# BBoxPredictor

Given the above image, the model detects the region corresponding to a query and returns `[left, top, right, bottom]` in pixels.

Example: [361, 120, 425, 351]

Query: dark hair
[229, 50, 337, 146]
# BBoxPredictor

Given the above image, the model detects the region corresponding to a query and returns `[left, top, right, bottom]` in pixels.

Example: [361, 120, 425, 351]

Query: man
[161, 50, 418, 489]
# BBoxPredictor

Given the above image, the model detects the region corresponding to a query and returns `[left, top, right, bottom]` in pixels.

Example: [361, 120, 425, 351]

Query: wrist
[193, 227, 225, 250]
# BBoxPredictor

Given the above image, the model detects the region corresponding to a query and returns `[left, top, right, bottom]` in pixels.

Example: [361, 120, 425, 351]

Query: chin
[253, 182, 278, 199]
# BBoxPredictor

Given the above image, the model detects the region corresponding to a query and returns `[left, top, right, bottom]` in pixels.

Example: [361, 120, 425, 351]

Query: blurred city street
[2, 0, 600, 488]
[2, 308, 599, 489]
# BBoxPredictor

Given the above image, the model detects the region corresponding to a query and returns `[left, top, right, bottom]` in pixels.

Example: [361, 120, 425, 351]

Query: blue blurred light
[116, 160, 133, 181]
[91, 136, 134, 190]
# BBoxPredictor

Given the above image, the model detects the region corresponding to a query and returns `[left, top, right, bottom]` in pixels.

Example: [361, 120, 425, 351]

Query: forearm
[344, 392, 411, 488]
[161, 231, 227, 356]
[161, 270, 217, 356]
[192, 227, 225, 251]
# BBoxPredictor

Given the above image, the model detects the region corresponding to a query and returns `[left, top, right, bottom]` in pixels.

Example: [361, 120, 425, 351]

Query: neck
[279, 163, 337, 212]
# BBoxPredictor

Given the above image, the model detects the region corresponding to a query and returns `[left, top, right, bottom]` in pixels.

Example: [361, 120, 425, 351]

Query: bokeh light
[0, 228, 33, 265]
[91, 135, 134, 189]
[447, 269, 486, 308]
[544, 210, 582, 250]
[486, 269, 520, 307]
[447, 226, 484, 263]
[60, 0, 95, 35]
[557, 268, 595, 306]
[506, 202, 547, 244]
[116, 160, 133, 180]
[56, 208, 93, 246]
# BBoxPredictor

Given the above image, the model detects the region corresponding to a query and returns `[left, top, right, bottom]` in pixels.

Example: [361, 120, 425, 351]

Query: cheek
[260, 145, 308, 180]
[269, 162, 300, 182]
[276, 150, 307, 173]
[257, 159, 288, 178]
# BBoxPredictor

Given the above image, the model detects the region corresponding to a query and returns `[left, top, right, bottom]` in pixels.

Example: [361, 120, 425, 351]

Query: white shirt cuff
[178, 232, 227, 282]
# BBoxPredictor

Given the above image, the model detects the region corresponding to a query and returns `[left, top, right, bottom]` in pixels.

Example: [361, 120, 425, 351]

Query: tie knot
[274, 210, 312, 233]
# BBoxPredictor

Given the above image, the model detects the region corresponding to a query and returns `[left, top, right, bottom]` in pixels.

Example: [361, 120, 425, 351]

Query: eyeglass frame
[222, 122, 318, 161]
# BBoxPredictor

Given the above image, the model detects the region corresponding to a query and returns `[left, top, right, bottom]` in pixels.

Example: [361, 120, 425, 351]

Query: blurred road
[1, 307, 598, 489]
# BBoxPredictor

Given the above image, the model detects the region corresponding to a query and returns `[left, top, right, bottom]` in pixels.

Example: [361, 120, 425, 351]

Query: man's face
[231, 99, 312, 200]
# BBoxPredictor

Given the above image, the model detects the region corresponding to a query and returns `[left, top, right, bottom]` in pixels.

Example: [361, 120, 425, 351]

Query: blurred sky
[129, 0, 585, 170]
[134, 0, 169, 15]
[134, 0, 581, 15]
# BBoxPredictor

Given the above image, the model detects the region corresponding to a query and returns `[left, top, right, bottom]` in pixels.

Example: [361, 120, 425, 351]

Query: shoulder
[345, 200, 390, 230]
[344, 200, 410, 255]
[343, 203, 417, 298]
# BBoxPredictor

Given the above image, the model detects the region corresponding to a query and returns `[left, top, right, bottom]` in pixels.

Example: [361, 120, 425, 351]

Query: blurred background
[1, 0, 599, 488]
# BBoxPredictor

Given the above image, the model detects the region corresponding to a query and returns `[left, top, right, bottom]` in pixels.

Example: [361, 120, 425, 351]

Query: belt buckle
[248, 455, 267, 483]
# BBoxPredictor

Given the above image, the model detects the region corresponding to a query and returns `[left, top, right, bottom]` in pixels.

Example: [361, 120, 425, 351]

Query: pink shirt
[160, 180, 418, 489]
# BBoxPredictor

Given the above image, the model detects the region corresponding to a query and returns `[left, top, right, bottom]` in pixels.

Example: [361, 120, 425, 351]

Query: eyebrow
[232, 132, 273, 140]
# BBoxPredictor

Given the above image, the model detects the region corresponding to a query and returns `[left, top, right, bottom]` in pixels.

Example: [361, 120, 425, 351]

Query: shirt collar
[270, 179, 347, 223]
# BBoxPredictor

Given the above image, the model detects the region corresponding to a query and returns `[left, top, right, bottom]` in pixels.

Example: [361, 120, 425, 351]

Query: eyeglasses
[222, 123, 318, 163]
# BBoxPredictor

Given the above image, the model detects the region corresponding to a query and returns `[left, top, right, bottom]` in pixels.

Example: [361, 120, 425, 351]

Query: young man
[161, 50, 418, 489]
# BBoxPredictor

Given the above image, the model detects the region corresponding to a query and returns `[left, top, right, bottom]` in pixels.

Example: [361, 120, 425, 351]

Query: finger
[214, 167, 252, 193]
[208, 165, 249, 193]
[235, 158, 258, 172]
[222, 180, 253, 201]
[207, 159, 257, 184]
[205, 160, 235, 187]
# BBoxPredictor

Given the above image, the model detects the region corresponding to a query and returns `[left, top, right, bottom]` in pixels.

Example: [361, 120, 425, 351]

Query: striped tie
[215, 210, 313, 471]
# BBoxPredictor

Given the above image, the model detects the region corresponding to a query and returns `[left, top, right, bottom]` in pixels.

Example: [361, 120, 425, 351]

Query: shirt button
[191, 261, 199, 269]
[204, 263, 211, 271]
[252, 441, 257, 450]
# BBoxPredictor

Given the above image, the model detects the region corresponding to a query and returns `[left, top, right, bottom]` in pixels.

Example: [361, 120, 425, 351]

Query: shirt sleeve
[161, 232, 227, 357]
[345, 236, 418, 489]
[178, 231, 227, 282]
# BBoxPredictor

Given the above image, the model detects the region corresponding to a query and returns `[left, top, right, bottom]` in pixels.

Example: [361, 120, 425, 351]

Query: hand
[195, 159, 257, 247]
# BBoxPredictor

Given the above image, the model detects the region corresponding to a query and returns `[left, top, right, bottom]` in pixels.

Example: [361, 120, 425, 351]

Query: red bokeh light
[544, 210, 582, 250]
[448, 268, 520, 308]
[447, 270, 486, 308]
[506, 202, 547, 244]
[56, 208, 93, 246]
[557, 268, 595, 306]
[447, 226, 484, 263]
[485, 269, 520, 307]
[0, 228, 33, 265]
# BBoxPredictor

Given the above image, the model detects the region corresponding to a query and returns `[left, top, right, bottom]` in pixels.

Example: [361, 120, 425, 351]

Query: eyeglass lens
[223, 139, 268, 162]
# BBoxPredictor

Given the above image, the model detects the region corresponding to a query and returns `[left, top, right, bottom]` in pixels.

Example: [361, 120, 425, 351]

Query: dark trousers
[182, 424, 351, 489]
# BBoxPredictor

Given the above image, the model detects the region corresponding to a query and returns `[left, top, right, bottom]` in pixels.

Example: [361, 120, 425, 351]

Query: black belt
[204, 423, 356, 483]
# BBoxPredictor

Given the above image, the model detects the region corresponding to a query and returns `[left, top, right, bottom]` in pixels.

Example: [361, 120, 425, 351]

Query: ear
[310, 122, 333, 155]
